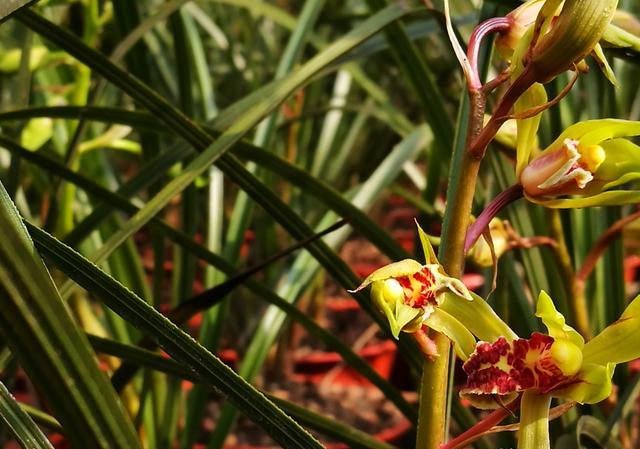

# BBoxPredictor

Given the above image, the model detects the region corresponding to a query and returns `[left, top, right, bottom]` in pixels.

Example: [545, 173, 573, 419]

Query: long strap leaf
[0, 0, 35, 24]
[25, 220, 329, 449]
[87, 335, 402, 449]
[0, 380, 53, 449]
[16, 8, 422, 362]
[0, 182, 142, 449]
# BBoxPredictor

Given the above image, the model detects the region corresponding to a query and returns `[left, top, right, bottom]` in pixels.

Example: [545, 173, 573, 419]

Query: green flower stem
[416, 89, 486, 449]
[518, 391, 551, 449]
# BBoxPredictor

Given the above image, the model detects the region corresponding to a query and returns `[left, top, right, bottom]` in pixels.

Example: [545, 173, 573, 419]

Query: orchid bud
[467, 218, 510, 268]
[529, 0, 618, 83]
[495, 0, 545, 60]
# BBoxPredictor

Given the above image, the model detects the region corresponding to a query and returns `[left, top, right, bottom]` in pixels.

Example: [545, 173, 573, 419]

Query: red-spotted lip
[396, 267, 437, 309]
[461, 333, 578, 396]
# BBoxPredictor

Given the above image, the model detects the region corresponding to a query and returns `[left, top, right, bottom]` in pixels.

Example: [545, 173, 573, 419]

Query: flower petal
[526, 190, 640, 208]
[349, 259, 422, 292]
[390, 302, 424, 339]
[597, 138, 640, 188]
[583, 294, 640, 365]
[415, 219, 438, 264]
[535, 291, 584, 349]
[424, 308, 476, 360]
[440, 292, 518, 343]
[515, 82, 548, 176]
[580, 120, 640, 147]
[460, 333, 569, 408]
[591, 43, 618, 86]
[554, 362, 615, 404]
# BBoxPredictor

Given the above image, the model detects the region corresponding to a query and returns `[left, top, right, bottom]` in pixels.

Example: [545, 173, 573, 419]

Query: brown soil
[201, 380, 409, 448]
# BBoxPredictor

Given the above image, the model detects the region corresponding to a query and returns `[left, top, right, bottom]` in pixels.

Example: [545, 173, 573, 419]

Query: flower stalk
[518, 392, 552, 449]
[416, 87, 486, 449]
[464, 184, 524, 253]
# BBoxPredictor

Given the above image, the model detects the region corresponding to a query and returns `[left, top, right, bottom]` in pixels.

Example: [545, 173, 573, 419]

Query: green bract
[529, 0, 618, 83]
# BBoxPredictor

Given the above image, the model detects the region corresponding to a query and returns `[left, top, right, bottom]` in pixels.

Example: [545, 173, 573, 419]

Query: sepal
[582, 294, 640, 365]
[535, 291, 584, 348]
[424, 308, 476, 360]
[554, 362, 615, 404]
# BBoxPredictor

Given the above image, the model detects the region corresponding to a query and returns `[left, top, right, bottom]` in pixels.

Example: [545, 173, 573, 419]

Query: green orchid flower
[459, 291, 640, 449]
[518, 119, 640, 208]
[351, 222, 515, 359]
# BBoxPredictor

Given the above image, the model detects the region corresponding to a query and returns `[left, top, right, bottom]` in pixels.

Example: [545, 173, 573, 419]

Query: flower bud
[467, 218, 510, 268]
[529, 0, 618, 83]
[495, 0, 545, 60]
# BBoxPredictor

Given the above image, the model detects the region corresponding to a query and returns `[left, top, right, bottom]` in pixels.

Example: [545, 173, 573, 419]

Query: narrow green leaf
[25, 221, 326, 449]
[0, 380, 53, 449]
[0, 181, 142, 449]
[0, 136, 415, 419]
[0, 0, 34, 24]
[87, 335, 403, 449]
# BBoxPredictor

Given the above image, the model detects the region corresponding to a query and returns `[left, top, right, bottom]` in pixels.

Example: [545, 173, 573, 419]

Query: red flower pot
[293, 339, 397, 386]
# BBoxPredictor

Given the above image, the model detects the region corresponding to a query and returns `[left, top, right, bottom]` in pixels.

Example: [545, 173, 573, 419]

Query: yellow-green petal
[583, 294, 640, 365]
[440, 292, 518, 343]
[349, 259, 422, 292]
[580, 120, 640, 147]
[424, 308, 476, 360]
[526, 190, 640, 208]
[592, 43, 618, 85]
[555, 362, 615, 404]
[535, 291, 584, 348]
[390, 302, 424, 339]
[515, 82, 548, 176]
[415, 220, 438, 264]
[597, 138, 640, 188]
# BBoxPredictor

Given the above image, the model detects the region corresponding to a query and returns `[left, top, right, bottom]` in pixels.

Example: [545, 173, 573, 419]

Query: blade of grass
[87, 335, 402, 449]
[209, 126, 429, 448]
[0, 0, 35, 24]
[0, 380, 54, 449]
[0, 110, 409, 263]
[0, 131, 422, 374]
[194, 1, 327, 446]
[25, 221, 326, 449]
[17, 6, 423, 370]
[0, 181, 142, 449]
[16, 3, 415, 297]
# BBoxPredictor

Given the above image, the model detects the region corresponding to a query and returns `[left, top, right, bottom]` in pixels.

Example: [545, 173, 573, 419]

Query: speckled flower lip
[396, 267, 437, 309]
[461, 333, 577, 407]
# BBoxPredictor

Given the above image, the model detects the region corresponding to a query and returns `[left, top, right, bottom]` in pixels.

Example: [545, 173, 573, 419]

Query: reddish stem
[576, 208, 640, 284]
[467, 17, 512, 89]
[440, 397, 521, 449]
[470, 67, 537, 158]
[464, 184, 524, 254]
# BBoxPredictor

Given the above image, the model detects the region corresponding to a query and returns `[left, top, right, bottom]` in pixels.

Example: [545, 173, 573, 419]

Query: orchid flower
[460, 291, 640, 449]
[518, 119, 640, 208]
[351, 222, 515, 359]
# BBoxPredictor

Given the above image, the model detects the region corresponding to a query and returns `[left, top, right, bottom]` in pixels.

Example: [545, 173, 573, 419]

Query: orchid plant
[354, 1, 640, 449]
